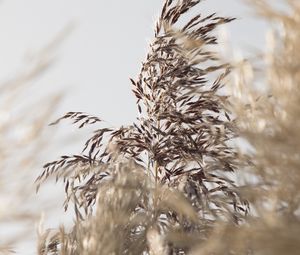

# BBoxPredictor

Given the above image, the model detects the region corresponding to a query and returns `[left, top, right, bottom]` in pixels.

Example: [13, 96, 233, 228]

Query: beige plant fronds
[190, 0, 300, 254]
[36, 0, 250, 254]
[0, 26, 73, 253]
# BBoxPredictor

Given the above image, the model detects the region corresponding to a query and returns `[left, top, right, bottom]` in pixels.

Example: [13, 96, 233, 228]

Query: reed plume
[37, 1, 250, 254]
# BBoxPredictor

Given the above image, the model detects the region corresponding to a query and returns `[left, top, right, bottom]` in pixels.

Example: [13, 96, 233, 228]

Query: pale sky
[0, 0, 268, 126]
[0, 1, 269, 254]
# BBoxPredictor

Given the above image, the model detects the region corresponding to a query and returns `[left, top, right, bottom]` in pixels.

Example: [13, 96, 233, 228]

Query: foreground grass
[1, 0, 300, 254]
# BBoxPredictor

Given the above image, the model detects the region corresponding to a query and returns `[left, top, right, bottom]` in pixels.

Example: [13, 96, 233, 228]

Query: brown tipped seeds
[37, 1, 250, 254]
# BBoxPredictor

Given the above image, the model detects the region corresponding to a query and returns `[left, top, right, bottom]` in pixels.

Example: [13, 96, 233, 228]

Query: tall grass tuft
[36, 0, 249, 254]
[36, 0, 300, 254]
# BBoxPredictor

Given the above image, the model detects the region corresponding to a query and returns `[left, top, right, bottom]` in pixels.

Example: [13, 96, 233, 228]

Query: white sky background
[0, 0, 268, 126]
[0, 0, 270, 254]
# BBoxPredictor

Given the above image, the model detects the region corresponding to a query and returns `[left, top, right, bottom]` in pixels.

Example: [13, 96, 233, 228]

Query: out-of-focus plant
[36, 0, 250, 254]
[0, 61, 61, 253]
[190, 0, 300, 254]
[0, 27, 72, 253]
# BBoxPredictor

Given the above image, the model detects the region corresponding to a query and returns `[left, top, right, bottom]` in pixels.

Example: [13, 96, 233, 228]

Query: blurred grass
[1, 0, 300, 254]
[0, 27, 74, 254]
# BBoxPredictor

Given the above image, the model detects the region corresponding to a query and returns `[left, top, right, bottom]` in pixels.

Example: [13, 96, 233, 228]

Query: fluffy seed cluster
[36, 0, 300, 255]
[37, 1, 248, 254]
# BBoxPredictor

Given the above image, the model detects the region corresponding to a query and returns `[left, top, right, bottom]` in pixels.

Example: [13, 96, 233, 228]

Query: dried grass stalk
[37, 0, 250, 254]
